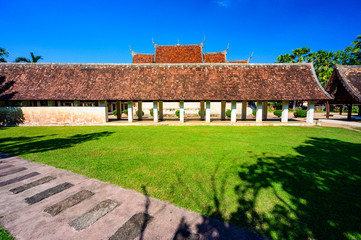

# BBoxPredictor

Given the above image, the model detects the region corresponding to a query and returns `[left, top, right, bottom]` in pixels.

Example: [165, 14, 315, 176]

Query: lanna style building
[0, 61, 331, 125]
[325, 65, 361, 120]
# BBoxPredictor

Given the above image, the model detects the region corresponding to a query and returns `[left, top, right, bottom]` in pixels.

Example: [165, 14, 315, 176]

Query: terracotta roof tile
[155, 45, 203, 63]
[0, 63, 331, 101]
[204, 53, 226, 63]
[132, 54, 154, 63]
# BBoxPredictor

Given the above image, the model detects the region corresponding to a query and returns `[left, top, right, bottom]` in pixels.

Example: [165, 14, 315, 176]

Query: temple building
[130, 40, 254, 117]
[0, 39, 331, 126]
[131, 39, 252, 64]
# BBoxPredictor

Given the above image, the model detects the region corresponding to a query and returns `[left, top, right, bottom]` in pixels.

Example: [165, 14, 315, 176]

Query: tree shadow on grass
[172, 137, 361, 240]
[0, 131, 114, 157]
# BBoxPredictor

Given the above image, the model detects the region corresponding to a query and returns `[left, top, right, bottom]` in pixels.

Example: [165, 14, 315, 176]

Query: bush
[273, 110, 282, 117]
[198, 110, 204, 117]
[150, 109, 153, 116]
[0, 107, 25, 126]
[252, 110, 256, 116]
[294, 109, 307, 118]
[113, 110, 117, 116]
[226, 110, 231, 118]
[175, 110, 180, 117]
[122, 109, 128, 115]
[136, 110, 144, 116]
[352, 106, 359, 113]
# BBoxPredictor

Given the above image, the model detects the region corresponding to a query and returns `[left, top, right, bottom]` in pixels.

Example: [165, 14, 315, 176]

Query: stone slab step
[44, 190, 94, 216]
[69, 199, 118, 231]
[0, 167, 27, 178]
[0, 164, 14, 170]
[0, 172, 40, 187]
[25, 182, 74, 205]
[10, 176, 56, 194]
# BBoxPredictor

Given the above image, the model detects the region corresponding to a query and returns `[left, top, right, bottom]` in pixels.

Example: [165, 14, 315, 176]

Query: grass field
[0, 126, 360, 239]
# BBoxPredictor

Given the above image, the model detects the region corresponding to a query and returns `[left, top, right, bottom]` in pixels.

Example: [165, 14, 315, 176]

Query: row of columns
[122, 100, 315, 124]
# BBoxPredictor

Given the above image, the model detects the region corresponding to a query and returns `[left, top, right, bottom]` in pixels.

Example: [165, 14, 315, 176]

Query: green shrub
[274, 110, 282, 117]
[113, 110, 117, 116]
[198, 110, 204, 117]
[0, 107, 25, 126]
[122, 109, 128, 115]
[252, 110, 256, 116]
[352, 106, 359, 113]
[175, 110, 180, 117]
[136, 110, 144, 116]
[150, 109, 153, 116]
[294, 109, 307, 118]
[226, 110, 231, 118]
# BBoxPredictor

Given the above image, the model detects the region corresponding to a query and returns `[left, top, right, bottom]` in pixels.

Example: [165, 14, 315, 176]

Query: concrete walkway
[0, 153, 264, 240]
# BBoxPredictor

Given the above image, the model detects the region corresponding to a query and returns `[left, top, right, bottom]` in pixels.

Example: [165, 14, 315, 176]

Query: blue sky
[2, 0, 361, 63]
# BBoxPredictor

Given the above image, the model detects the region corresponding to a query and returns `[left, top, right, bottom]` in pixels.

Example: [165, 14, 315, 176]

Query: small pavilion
[325, 65, 361, 120]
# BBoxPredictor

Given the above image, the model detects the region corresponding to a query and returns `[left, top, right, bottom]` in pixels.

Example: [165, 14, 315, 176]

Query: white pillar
[180, 101, 184, 123]
[307, 100, 314, 123]
[137, 101, 142, 120]
[153, 101, 158, 123]
[221, 101, 226, 120]
[159, 101, 163, 121]
[262, 101, 268, 120]
[242, 101, 247, 120]
[256, 101, 263, 122]
[231, 101, 237, 123]
[127, 101, 133, 122]
[281, 101, 289, 123]
[206, 101, 211, 123]
[100, 100, 108, 122]
[200, 101, 205, 120]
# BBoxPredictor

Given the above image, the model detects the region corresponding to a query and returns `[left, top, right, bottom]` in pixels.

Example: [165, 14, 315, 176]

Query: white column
[281, 101, 289, 123]
[158, 101, 163, 121]
[256, 101, 263, 122]
[100, 100, 108, 122]
[262, 101, 268, 120]
[180, 101, 184, 123]
[221, 101, 226, 120]
[137, 101, 142, 120]
[153, 101, 158, 123]
[231, 101, 237, 123]
[200, 101, 205, 120]
[206, 101, 211, 123]
[307, 100, 314, 123]
[242, 101, 247, 120]
[127, 101, 133, 122]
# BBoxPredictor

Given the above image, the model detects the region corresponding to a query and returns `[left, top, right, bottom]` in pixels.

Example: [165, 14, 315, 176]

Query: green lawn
[0, 126, 360, 239]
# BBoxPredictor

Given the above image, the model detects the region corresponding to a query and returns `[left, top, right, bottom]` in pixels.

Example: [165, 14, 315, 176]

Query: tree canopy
[0, 48, 9, 62]
[15, 52, 43, 63]
[276, 35, 361, 86]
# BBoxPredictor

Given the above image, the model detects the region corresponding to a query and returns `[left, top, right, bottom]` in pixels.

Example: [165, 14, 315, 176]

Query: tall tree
[0, 48, 9, 62]
[15, 52, 43, 63]
[276, 35, 361, 86]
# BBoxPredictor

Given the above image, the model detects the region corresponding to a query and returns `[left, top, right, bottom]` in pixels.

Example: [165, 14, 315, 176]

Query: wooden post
[221, 101, 226, 120]
[262, 101, 268, 120]
[326, 101, 330, 119]
[200, 101, 205, 120]
[159, 101, 163, 121]
[339, 105, 343, 115]
[138, 101, 142, 120]
[116, 101, 121, 120]
[242, 101, 247, 120]
[347, 104, 352, 121]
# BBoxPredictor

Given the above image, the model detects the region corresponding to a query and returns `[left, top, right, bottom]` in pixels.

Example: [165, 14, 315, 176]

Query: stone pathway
[0, 153, 265, 240]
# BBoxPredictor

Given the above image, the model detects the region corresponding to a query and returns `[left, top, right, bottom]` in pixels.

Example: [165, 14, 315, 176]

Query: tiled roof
[325, 65, 361, 103]
[0, 63, 331, 101]
[132, 54, 154, 63]
[155, 45, 203, 63]
[204, 53, 226, 63]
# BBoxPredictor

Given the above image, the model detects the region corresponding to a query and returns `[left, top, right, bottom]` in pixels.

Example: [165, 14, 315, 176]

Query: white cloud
[216, 0, 230, 7]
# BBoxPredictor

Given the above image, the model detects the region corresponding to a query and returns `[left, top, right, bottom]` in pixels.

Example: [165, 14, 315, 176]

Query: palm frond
[15, 57, 30, 63]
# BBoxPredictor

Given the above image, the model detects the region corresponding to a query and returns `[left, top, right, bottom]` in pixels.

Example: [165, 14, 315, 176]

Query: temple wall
[134, 102, 253, 117]
[0, 107, 107, 126]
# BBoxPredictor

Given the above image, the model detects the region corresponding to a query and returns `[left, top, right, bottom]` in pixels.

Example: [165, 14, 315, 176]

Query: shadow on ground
[170, 137, 361, 240]
[0, 131, 114, 156]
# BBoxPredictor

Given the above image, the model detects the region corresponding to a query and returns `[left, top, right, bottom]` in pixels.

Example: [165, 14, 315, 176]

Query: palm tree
[15, 52, 43, 63]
